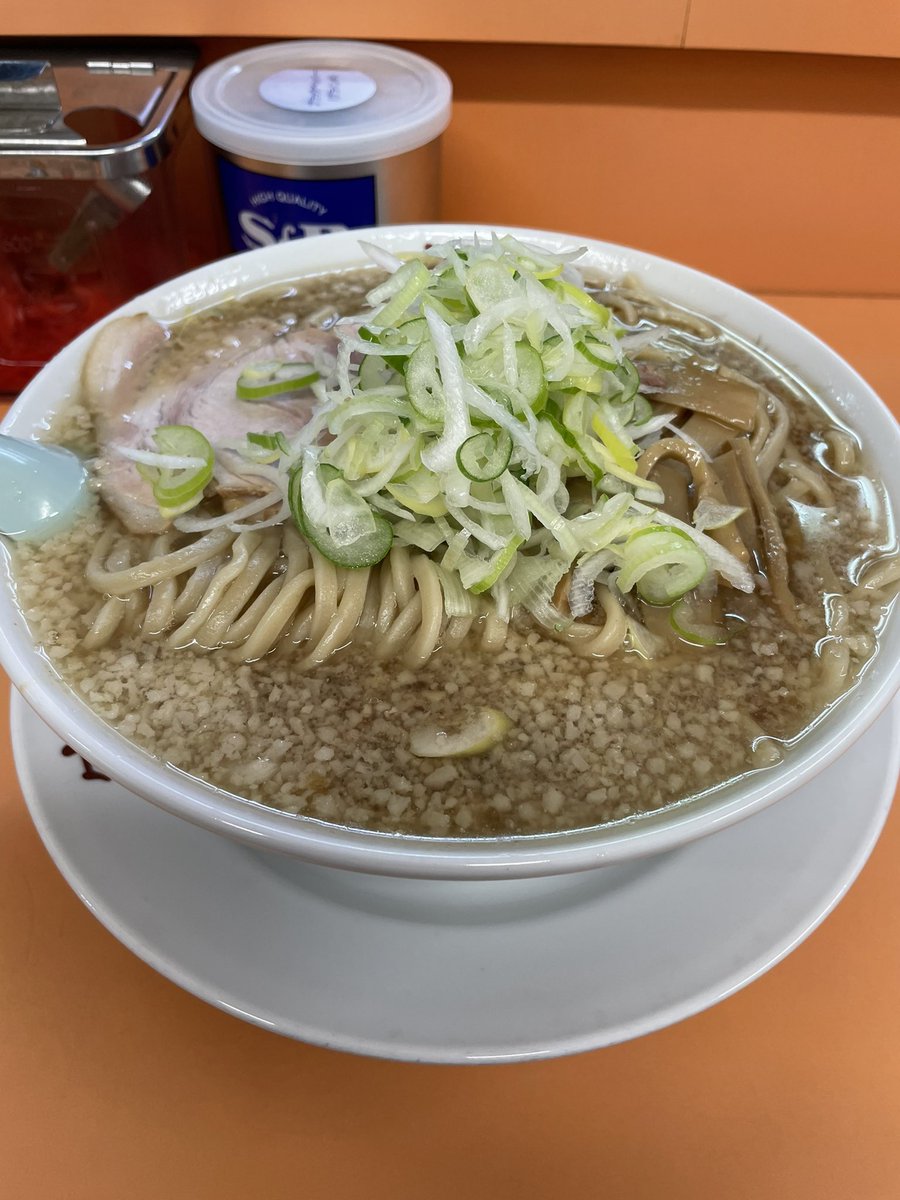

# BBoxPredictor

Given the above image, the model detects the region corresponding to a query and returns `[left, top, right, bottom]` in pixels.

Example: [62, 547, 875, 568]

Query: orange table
[1, 295, 898, 1200]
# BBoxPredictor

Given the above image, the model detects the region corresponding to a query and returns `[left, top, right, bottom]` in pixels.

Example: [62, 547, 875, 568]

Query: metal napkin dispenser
[0, 46, 195, 394]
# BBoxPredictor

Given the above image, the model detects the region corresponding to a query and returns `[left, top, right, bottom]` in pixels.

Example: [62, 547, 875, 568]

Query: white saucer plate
[11, 692, 899, 1064]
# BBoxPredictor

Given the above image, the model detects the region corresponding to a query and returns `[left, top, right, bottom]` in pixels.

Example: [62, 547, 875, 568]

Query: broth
[10, 260, 897, 836]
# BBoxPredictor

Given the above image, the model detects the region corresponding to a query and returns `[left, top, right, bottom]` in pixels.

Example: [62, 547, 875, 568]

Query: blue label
[217, 158, 377, 252]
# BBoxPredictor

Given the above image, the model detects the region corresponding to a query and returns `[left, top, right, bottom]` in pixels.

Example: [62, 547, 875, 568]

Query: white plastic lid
[190, 41, 452, 167]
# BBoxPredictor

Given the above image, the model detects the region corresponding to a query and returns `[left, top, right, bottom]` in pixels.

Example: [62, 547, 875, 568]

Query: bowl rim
[2, 221, 899, 879]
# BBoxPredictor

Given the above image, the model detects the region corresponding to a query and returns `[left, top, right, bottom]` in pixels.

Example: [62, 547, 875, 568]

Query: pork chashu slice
[83, 313, 339, 534]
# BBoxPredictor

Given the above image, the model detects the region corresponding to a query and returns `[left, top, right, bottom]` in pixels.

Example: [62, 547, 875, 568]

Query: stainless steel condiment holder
[0, 47, 194, 181]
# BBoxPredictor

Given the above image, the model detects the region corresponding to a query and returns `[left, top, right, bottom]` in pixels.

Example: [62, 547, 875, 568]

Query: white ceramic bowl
[1, 224, 898, 879]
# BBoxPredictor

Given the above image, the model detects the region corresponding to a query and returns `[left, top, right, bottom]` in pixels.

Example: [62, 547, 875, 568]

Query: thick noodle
[82, 524, 636, 667]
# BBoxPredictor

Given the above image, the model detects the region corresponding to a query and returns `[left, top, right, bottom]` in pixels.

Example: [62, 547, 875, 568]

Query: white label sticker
[259, 68, 377, 113]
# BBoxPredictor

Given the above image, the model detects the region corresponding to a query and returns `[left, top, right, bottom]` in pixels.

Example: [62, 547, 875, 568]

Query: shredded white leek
[146, 235, 759, 625]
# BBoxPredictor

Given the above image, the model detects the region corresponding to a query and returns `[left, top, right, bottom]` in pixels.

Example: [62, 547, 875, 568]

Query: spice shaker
[190, 41, 452, 252]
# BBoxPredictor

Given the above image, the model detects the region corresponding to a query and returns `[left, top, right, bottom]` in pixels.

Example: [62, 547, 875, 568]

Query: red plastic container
[0, 49, 195, 396]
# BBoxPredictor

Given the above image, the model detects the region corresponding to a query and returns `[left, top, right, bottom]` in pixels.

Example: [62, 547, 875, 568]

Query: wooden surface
[0, 292, 898, 1199]
[686, 0, 900, 59]
[8, 0, 900, 56]
[5, 0, 688, 46]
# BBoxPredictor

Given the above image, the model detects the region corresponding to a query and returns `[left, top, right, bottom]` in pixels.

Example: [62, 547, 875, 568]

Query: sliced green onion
[406, 342, 444, 421]
[421, 294, 467, 325]
[395, 315, 430, 338]
[236, 361, 320, 400]
[670, 598, 730, 646]
[514, 343, 548, 411]
[435, 565, 483, 618]
[441, 526, 471, 572]
[631, 393, 654, 425]
[692, 497, 746, 532]
[371, 260, 431, 328]
[618, 525, 708, 606]
[328, 395, 418, 435]
[248, 431, 289, 453]
[387, 469, 448, 517]
[244, 431, 290, 463]
[502, 476, 580, 560]
[591, 410, 637, 473]
[138, 425, 214, 511]
[329, 414, 409, 484]
[544, 412, 603, 484]
[357, 326, 403, 372]
[288, 461, 393, 569]
[507, 553, 569, 626]
[410, 707, 513, 758]
[418, 308, 474, 474]
[465, 259, 519, 312]
[392, 519, 446, 552]
[465, 341, 547, 412]
[579, 333, 618, 368]
[613, 358, 640, 404]
[357, 353, 390, 391]
[459, 535, 523, 594]
[456, 429, 513, 482]
[551, 279, 612, 327]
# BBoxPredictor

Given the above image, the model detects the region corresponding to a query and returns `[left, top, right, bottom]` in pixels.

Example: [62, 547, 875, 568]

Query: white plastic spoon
[0, 434, 89, 541]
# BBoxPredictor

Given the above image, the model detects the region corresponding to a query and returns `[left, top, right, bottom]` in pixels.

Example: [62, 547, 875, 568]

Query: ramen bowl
[1, 224, 898, 879]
